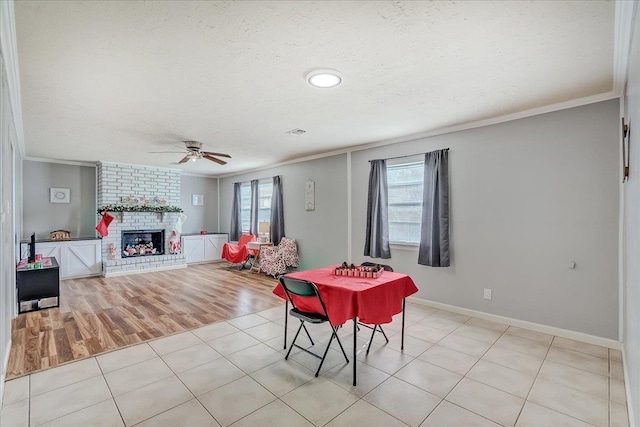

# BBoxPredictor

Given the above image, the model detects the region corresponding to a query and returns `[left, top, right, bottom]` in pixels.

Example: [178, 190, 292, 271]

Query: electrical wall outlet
[484, 288, 492, 300]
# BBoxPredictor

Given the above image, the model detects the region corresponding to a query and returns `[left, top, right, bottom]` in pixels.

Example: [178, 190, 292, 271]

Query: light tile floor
[0, 303, 630, 427]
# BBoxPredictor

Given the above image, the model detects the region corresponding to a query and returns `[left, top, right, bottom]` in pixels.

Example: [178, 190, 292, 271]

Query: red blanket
[221, 234, 255, 264]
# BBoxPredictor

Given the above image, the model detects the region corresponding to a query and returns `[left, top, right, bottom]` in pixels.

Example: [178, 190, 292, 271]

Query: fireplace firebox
[121, 230, 165, 257]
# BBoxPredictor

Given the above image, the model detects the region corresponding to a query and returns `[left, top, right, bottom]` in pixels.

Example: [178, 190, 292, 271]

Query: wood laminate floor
[6, 263, 281, 379]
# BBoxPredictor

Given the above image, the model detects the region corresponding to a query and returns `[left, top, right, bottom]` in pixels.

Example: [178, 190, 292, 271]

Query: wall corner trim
[1, 338, 11, 404]
[0, 0, 25, 157]
[613, 0, 637, 95]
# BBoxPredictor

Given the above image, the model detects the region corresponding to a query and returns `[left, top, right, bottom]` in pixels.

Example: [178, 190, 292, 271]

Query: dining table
[273, 265, 418, 386]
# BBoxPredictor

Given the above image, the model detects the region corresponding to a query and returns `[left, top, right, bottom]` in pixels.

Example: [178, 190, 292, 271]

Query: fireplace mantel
[100, 211, 174, 223]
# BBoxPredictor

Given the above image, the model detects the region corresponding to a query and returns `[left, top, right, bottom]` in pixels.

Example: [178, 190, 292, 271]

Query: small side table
[246, 241, 273, 273]
[16, 257, 60, 313]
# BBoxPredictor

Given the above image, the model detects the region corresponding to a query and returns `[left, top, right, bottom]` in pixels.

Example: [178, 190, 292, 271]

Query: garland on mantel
[97, 205, 183, 214]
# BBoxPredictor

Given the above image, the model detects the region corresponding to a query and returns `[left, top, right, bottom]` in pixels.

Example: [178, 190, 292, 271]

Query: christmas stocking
[96, 212, 114, 237]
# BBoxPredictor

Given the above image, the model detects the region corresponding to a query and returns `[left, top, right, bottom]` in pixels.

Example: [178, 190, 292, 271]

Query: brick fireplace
[97, 162, 186, 277]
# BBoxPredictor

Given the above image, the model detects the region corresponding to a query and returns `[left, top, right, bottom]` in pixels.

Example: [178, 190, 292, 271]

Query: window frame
[240, 183, 251, 234]
[386, 159, 424, 246]
[239, 179, 273, 234]
[257, 180, 272, 224]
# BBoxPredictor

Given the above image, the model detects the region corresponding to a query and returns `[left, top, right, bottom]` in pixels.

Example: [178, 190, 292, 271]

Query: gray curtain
[418, 149, 450, 267]
[364, 159, 391, 259]
[270, 175, 285, 245]
[250, 179, 259, 235]
[230, 182, 242, 241]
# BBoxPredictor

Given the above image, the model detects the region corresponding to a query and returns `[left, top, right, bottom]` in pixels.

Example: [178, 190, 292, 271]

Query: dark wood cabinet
[16, 257, 60, 313]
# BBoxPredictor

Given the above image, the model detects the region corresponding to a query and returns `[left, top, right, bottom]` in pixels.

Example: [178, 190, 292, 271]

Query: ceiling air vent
[286, 128, 307, 135]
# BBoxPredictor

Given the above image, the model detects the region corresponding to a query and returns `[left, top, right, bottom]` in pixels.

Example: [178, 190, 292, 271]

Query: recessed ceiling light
[305, 69, 343, 88]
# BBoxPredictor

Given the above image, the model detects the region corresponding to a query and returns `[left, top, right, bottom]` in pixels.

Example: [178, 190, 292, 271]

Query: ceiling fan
[150, 141, 231, 165]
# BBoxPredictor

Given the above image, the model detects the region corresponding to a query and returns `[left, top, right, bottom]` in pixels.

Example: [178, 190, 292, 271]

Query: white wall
[622, 4, 640, 426]
[219, 154, 349, 270]
[180, 174, 218, 234]
[22, 160, 96, 240]
[351, 100, 620, 339]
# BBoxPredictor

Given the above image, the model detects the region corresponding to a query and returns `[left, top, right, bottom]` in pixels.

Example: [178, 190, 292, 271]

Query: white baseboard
[103, 263, 187, 278]
[63, 273, 102, 280]
[622, 346, 637, 427]
[408, 297, 622, 350]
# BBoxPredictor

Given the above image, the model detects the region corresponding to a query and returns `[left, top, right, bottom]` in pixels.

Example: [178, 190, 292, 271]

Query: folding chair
[279, 276, 349, 377]
[360, 262, 394, 353]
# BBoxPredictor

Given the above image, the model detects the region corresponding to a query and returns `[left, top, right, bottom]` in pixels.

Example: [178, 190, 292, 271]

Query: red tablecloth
[273, 265, 418, 326]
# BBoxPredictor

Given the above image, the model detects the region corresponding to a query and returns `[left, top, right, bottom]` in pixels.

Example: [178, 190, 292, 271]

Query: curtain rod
[234, 175, 280, 185]
[368, 148, 449, 163]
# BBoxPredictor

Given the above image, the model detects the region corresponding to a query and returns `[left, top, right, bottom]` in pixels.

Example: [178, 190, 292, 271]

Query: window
[387, 162, 424, 244]
[240, 184, 251, 233]
[240, 180, 273, 233]
[257, 181, 272, 223]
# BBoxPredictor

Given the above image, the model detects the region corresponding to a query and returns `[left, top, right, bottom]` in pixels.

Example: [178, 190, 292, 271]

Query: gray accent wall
[22, 160, 96, 240]
[623, 4, 640, 426]
[180, 174, 219, 234]
[351, 100, 620, 339]
[219, 100, 620, 341]
[219, 154, 348, 270]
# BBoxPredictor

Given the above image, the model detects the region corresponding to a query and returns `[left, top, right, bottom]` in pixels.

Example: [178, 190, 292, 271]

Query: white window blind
[387, 162, 424, 244]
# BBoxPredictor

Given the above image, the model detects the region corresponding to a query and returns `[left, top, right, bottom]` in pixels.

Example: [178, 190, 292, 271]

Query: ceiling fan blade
[203, 154, 227, 165]
[177, 155, 190, 164]
[202, 151, 232, 158]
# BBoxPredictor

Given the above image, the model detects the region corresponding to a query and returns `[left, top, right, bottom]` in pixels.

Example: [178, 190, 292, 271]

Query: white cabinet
[21, 239, 102, 279]
[182, 236, 205, 263]
[182, 234, 228, 264]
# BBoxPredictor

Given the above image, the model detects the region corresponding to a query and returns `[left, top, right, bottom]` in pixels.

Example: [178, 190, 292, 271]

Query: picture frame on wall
[305, 180, 315, 211]
[192, 194, 204, 206]
[50, 188, 70, 204]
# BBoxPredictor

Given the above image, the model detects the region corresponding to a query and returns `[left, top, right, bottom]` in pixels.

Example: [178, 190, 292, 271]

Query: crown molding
[24, 157, 98, 168]
[218, 91, 620, 179]
[97, 160, 181, 173]
[28, 91, 621, 180]
[348, 92, 621, 153]
[181, 172, 218, 178]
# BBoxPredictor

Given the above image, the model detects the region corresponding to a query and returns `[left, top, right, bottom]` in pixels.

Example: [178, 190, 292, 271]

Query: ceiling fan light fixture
[152, 140, 230, 166]
[306, 69, 343, 88]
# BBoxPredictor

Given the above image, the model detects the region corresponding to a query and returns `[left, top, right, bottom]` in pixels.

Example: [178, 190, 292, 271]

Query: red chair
[222, 234, 256, 268]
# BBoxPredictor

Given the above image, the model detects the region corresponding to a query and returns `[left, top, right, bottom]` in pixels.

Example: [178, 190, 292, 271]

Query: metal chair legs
[284, 320, 349, 377]
[366, 324, 389, 354]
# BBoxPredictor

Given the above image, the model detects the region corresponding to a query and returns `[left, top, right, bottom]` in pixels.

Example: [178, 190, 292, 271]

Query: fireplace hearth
[122, 230, 165, 257]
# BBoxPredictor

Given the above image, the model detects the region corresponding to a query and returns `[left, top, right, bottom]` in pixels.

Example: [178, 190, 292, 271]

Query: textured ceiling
[15, 1, 615, 175]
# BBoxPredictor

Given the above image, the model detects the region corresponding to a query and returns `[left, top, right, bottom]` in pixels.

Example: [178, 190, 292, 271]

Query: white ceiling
[15, 1, 616, 176]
